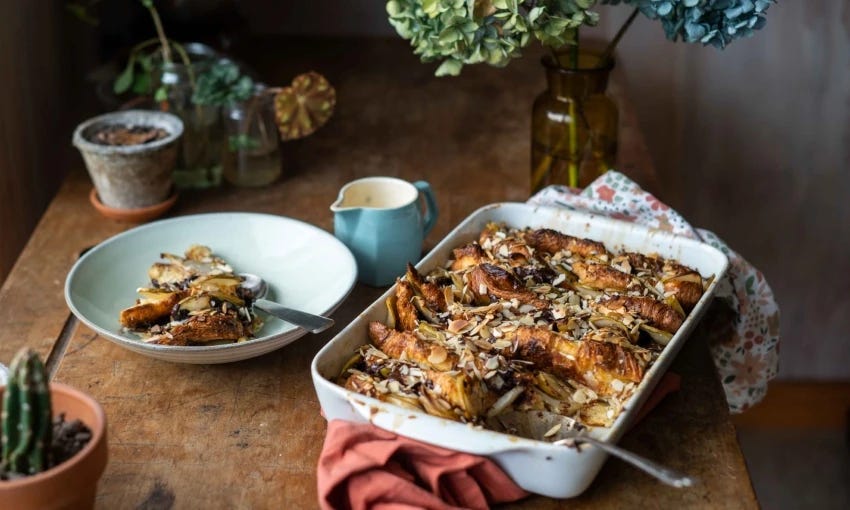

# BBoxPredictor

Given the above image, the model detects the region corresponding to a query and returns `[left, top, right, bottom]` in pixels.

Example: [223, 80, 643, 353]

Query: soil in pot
[0, 413, 92, 481]
[89, 124, 169, 146]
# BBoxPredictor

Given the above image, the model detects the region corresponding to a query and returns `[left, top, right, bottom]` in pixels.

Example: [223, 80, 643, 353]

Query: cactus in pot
[1, 349, 52, 478]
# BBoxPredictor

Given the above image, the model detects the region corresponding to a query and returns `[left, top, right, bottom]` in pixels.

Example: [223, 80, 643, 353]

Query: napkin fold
[317, 373, 681, 510]
[527, 171, 780, 413]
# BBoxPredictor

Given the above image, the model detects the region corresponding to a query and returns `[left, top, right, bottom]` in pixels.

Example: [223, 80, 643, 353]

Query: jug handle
[413, 181, 438, 236]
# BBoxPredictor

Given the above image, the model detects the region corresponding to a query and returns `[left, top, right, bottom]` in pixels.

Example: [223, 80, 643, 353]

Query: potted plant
[70, 0, 230, 188]
[72, 109, 184, 222]
[0, 349, 108, 510]
[385, 0, 776, 190]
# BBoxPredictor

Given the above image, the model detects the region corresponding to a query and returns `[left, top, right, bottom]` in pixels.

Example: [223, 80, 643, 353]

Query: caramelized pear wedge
[384, 295, 398, 330]
[137, 288, 180, 303]
[416, 322, 447, 343]
[535, 371, 574, 400]
[189, 274, 242, 294]
[664, 295, 686, 318]
[412, 296, 441, 324]
[588, 315, 639, 343]
[639, 323, 675, 346]
[176, 294, 212, 313]
[148, 262, 193, 288]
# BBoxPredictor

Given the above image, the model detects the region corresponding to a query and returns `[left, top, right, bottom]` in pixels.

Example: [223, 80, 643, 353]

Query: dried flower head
[602, 0, 775, 48]
[386, 0, 600, 76]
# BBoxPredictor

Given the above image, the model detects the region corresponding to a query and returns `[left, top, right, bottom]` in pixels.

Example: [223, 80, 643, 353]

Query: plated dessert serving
[66, 213, 357, 364]
[119, 245, 263, 345]
[335, 222, 712, 437]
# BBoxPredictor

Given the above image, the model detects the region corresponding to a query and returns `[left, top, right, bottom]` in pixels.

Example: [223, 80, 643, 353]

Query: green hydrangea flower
[386, 0, 600, 76]
[602, 0, 775, 48]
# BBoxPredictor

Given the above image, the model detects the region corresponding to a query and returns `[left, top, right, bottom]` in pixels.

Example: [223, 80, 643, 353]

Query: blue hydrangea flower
[603, 0, 775, 48]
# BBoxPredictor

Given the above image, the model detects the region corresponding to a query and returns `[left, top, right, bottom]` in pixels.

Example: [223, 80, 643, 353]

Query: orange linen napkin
[317, 372, 681, 510]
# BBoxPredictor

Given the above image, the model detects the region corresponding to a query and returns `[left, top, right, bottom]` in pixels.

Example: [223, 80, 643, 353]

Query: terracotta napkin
[527, 171, 780, 413]
[317, 373, 681, 510]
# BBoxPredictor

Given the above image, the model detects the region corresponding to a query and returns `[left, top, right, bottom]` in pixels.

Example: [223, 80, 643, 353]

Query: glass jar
[531, 51, 618, 193]
[222, 89, 282, 187]
[156, 47, 226, 189]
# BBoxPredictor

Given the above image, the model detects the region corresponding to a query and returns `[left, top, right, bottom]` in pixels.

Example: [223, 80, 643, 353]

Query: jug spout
[331, 186, 349, 212]
[330, 193, 363, 222]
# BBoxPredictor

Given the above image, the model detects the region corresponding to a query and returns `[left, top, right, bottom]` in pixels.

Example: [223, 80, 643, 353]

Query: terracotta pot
[72, 110, 184, 209]
[0, 383, 108, 510]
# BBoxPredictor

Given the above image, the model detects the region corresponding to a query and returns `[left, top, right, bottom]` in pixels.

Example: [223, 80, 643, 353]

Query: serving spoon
[553, 434, 696, 488]
[239, 273, 335, 334]
[494, 411, 696, 488]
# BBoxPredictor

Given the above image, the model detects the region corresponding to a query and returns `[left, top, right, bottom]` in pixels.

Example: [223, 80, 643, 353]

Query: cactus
[1, 348, 52, 477]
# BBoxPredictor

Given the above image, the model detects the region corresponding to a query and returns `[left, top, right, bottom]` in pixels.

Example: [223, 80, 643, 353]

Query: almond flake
[428, 346, 448, 365]
[448, 319, 471, 334]
[543, 423, 562, 438]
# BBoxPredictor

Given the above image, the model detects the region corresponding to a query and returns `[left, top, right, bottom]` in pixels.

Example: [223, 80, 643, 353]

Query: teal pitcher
[330, 177, 438, 286]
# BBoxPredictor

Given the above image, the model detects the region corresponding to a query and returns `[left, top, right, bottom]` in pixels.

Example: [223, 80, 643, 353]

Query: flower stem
[566, 104, 579, 187]
[567, 28, 579, 186]
[600, 8, 639, 64]
[570, 32, 580, 70]
[145, 2, 172, 64]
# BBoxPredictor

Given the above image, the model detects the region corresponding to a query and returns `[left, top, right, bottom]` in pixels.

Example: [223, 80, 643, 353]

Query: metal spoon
[494, 411, 696, 488]
[239, 273, 335, 334]
[554, 435, 696, 488]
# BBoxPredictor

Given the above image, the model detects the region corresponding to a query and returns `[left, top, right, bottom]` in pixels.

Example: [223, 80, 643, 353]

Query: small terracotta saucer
[89, 188, 177, 222]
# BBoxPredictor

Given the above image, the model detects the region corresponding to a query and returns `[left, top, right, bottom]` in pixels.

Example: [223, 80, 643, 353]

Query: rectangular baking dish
[311, 202, 729, 498]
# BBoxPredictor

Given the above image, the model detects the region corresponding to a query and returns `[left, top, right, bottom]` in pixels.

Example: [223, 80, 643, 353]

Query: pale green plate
[65, 212, 357, 364]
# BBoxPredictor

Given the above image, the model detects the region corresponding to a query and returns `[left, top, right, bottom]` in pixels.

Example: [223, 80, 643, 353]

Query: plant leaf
[114, 57, 136, 94]
[154, 86, 169, 102]
[228, 134, 260, 152]
[435, 59, 463, 76]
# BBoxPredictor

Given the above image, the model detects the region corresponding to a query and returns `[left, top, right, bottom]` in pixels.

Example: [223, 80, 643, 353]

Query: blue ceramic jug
[330, 177, 438, 286]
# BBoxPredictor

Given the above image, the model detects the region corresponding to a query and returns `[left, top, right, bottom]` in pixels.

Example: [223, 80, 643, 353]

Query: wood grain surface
[0, 38, 754, 509]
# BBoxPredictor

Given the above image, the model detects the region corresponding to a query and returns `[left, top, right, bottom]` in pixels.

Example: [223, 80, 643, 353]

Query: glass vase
[156, 46, 226, 189]
[222, 89, 282, 187]
[531, 51, 618, 193]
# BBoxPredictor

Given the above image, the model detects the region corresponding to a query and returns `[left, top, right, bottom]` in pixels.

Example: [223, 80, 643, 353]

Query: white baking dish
[311, 202, 729, 498]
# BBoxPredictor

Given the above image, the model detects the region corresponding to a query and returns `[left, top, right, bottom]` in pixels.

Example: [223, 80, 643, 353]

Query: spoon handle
[576, 436, 696, 488]
[254, 299, 335, 334]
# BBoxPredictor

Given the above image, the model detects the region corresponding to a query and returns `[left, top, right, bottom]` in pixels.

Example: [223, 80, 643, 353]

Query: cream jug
[330, 177, 438, 286]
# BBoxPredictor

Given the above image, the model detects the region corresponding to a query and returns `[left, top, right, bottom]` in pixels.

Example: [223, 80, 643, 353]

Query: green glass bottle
[531, 51, 618, 193]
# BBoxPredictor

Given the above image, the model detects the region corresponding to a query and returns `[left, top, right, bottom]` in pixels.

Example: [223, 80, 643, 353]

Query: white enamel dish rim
[311, 202, 729, 498]
[65, 212, 357, 363]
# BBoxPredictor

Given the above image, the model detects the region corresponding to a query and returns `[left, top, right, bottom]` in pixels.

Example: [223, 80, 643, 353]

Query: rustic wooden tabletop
[0, 38, 757, 509]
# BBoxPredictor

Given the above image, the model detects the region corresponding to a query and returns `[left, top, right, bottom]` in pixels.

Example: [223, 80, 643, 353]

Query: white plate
[312, 202, 729, 498]
[65, 213, 357, 364]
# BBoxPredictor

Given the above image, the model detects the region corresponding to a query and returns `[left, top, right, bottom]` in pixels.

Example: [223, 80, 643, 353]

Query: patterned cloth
[527, 171, 780, 413]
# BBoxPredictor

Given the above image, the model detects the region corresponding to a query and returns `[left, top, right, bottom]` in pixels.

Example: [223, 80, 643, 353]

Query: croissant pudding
[336, 223, 712, 438]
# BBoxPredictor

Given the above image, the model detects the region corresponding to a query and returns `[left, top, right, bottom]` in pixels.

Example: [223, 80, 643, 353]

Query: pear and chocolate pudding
[337, 223, 712, 435]
[119, 245, 262, 345]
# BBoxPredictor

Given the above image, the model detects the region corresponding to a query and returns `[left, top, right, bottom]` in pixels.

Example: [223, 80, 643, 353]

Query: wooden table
[0, 38, 757, 509]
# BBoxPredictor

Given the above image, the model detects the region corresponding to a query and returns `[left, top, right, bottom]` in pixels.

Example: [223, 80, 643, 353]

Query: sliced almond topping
[543, 423, 562, 438]
[428, 345, 448, 365]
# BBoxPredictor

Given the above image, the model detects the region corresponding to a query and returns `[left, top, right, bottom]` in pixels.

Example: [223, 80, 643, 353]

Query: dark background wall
[0, 0, 846, 379]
